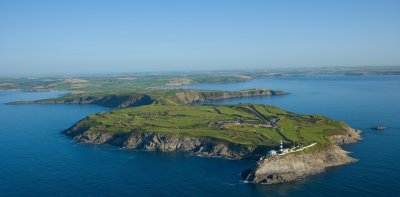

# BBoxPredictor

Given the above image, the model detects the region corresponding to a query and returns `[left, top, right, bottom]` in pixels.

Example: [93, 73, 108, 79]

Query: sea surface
[0, 75, 399, 196]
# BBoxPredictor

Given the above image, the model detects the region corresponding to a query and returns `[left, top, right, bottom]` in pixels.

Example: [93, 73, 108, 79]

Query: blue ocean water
[0, 75, 399, 196]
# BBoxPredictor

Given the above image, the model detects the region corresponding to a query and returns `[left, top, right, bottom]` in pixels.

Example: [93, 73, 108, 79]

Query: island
[9, 76, 361, 185]
[51, 89, 359, 184]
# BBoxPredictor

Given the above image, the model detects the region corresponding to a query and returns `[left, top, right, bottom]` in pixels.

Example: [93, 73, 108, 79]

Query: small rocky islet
[14, 88, 362, 184]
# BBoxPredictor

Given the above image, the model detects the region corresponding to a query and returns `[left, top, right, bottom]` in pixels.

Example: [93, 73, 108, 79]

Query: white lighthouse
[280, 140, 283, 153]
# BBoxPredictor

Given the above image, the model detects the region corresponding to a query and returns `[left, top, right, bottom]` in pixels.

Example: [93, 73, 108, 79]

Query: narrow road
[245, 105, 294, 143]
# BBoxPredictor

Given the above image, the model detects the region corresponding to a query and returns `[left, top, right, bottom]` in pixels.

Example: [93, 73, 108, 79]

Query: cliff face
[91, 94, 153, 108]
[327, 126, 362, 145]
[241, 145, 356, 184]
[61, 98, 361, 185]
[64, 127, 256, 160]
[14, 94, 153, 108]
[170, 89, 286, 104]
[241, 127, 362, 184]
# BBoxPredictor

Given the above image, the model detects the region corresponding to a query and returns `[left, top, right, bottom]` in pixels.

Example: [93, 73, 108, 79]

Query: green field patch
[75, 103, 348, 148]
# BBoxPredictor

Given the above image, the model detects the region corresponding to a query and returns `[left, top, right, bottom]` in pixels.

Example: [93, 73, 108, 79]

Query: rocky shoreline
[64, 127, 258, 160]
[65, 118, 362, 184]
[170, 89, 286, 104]
[242, 126, 362, 184]
[241, 145, 357, 184]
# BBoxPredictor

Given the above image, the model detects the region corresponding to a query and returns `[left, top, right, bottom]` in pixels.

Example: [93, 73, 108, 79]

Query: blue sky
[0, 0, 399, 76]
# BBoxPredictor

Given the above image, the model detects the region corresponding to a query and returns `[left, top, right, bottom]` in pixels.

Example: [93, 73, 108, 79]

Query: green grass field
[0, 73, 253, 92]
[75, 103, 348, 147]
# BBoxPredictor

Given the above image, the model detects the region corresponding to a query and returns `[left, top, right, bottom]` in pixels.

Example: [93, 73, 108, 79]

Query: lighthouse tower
[279, 140, 283, 153]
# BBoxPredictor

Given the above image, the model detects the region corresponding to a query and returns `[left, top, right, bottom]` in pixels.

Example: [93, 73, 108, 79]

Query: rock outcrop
[241, 145, 356, 184]
[327, 126, 362, 145]
[64, 127, 257, 160]
[241, 126, 362, 184]
[170, 89, 286, 104]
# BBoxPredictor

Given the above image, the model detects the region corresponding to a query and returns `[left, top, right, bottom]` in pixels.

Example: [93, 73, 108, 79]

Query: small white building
[268, 150, 278, 156]
[281, 148, 290, 154]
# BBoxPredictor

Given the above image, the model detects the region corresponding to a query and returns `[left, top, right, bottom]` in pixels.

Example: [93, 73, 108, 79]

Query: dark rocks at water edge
[371, 126, 387, 131]
[64, 128, 259, 160]
[65, 117, 362, 185]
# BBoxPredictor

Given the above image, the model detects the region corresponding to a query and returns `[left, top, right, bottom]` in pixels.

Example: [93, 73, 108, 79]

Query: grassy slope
[76, 104, 348, 147]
